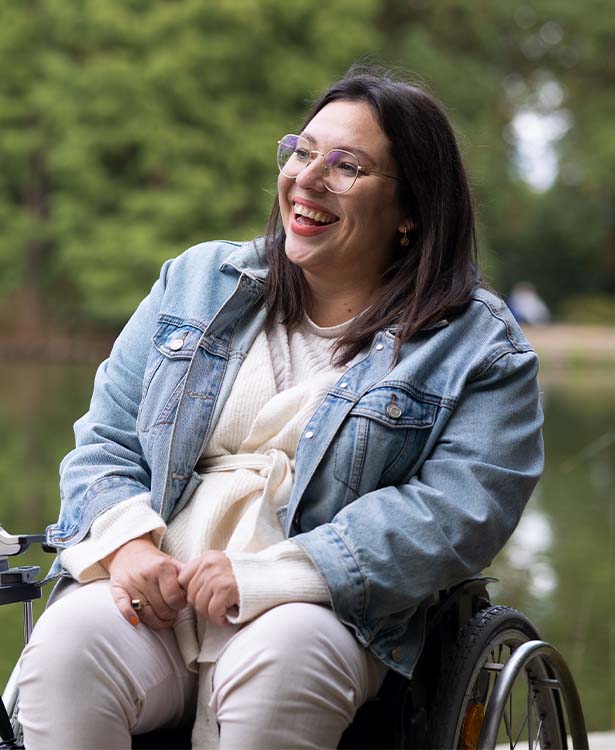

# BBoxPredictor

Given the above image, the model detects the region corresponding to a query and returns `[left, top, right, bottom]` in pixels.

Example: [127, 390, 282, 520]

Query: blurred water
[0, 364, 613, 730]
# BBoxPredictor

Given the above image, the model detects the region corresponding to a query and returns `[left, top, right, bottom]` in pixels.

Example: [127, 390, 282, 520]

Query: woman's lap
[17, 580, 385, 750]
[18, 579, 197, 749]
[211, 601, 387, 749]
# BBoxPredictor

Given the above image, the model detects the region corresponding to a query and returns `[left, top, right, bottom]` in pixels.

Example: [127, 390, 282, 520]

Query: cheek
[277, 175, 294, 227]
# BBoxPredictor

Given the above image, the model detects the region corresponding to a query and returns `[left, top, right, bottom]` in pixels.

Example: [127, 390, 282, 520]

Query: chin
[283, 234, 321, 270]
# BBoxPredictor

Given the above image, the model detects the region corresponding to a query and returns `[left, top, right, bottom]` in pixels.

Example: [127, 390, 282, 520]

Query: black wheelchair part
[0, 527, 589, 750]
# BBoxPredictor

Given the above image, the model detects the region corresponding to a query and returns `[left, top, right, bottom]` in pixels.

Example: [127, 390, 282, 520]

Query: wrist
[101, 533, 155, 572]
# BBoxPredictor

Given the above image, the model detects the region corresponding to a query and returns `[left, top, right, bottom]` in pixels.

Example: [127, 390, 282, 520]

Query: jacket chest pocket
[137, 321, 205, 434]
[333, 384, 438, 500]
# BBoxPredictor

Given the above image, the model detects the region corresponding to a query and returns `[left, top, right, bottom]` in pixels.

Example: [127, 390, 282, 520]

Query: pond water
[0, 363, 613, 731]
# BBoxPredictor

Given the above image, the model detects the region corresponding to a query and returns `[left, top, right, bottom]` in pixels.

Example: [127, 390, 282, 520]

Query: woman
[18, 67, 543, 750]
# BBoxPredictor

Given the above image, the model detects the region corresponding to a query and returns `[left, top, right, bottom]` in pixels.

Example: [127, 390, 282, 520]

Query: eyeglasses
[277, 134, 398, 194]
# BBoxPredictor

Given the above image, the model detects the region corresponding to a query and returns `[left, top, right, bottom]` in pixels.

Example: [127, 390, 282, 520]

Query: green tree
[0, 0, 613, 332]
[0, 0, 378, 329]
[373, 0, 614, 312]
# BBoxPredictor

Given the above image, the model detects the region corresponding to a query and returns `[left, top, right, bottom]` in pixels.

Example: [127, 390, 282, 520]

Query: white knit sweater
[60, 316, 354, 748]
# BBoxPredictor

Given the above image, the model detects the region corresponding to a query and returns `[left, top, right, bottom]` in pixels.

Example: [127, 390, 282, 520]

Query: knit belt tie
[198, 449, 294, 554]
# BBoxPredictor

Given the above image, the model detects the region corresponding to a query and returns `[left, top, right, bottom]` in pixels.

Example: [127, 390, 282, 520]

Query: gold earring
[400, 226, 410, 246]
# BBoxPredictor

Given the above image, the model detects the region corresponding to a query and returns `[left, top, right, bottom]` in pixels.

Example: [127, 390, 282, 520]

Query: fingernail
[130, 615, 139, 626]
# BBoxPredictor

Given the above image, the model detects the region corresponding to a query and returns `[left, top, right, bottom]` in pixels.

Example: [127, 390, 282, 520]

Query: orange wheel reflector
[460, 702, 485, 750]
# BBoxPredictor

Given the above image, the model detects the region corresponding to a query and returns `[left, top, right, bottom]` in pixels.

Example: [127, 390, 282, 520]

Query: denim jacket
[48, 239, 543, 678]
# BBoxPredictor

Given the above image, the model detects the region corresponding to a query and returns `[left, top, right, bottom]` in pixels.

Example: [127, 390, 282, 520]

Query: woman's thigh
[18, 579, 197, 750]
[211, 602, 387, 750]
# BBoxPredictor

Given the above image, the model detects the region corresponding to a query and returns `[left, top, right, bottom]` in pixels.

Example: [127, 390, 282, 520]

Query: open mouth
[293, 201, 339, 227]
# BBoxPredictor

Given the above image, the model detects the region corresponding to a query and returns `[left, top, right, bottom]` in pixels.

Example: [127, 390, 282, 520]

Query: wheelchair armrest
[0, 526, 47, 557]
[0, 525, 55, 607]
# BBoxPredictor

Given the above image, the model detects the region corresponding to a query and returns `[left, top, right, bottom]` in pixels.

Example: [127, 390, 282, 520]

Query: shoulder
[454, 288, 538, 380]
[466, 288, 533, 351]
[145, 238, 267, 326]
[391, 287, 538, 397]
[164, 238, 268, 283]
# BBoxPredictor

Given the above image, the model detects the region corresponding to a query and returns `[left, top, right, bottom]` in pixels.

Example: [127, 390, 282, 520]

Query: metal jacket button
[391, 647, 402, 662]
[375, 343, 384, 351]
[386, 403, 402, 419]
[169, 338, 184, 351]
[305, 431, 314, 439]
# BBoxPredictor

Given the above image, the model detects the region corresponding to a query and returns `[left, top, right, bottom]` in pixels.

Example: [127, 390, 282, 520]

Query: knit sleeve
[225, 539, 331, 624]
[59, 494, 166, 582]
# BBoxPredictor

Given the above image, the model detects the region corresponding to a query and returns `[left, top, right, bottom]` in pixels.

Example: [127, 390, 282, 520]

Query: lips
[290, 199, 339, 236]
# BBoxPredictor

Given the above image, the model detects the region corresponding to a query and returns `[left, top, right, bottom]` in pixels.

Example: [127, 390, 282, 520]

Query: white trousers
[18, 579, 387, 750]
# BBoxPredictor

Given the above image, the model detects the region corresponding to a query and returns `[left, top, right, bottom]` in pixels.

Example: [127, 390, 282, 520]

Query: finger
[172, 558, 185, 576]
[132, 586, 176, 630]
[185, 565, 205, 608]
[208, 588, 235, 627]
[110, 584, 140, 627]
[137, 582, 178, 623]
[177, 558, 200, 590]
[158, 566, 188, 611]
[192, 581, 214, 620]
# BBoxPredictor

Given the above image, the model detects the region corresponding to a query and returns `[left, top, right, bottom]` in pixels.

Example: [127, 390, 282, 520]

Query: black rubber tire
[428, 605, 566, 750]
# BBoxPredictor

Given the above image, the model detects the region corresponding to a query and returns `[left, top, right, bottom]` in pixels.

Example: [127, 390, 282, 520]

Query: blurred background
[0, 0, 613, 734]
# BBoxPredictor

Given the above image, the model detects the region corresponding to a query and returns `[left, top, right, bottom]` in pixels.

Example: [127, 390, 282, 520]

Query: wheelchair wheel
[429, 605, 566, 750]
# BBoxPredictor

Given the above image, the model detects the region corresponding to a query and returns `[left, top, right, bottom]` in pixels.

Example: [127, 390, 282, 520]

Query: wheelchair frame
[0, 526, 589, 750]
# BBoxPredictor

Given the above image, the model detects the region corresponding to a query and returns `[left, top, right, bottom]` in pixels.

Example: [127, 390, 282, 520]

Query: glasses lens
[322, 149, 359, 193]
[277, 134, 310, 177]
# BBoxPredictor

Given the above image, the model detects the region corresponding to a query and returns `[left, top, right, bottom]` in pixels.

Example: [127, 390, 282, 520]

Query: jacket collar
[220, 238, 268, 283]
[222, 238, 450, 333]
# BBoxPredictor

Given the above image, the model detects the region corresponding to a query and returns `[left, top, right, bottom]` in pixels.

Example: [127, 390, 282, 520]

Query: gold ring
[131, 598, 144, 612]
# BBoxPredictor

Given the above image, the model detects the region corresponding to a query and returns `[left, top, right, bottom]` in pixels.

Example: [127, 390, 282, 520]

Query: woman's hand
[102, 534, 187, 629]
[178, 551, 239, 627]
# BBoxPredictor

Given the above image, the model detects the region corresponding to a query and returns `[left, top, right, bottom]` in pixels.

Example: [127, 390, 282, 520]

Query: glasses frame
[277, 134, 399, 194]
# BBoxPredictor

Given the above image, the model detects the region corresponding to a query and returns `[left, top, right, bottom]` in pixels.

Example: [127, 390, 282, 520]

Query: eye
[336, 161, 358, 175]
[294, 147, 310, 162]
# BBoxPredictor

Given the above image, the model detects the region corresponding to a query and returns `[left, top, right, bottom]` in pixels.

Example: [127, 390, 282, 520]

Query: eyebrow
[300, 131, 377, 168]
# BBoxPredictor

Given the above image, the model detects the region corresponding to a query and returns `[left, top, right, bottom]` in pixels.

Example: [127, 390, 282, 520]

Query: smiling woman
[17, 66, 544, 750]
[276, 100, 406, 312]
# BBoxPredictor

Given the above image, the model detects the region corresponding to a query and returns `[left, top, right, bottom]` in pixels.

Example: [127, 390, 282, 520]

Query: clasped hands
[103, 535, 239, 630]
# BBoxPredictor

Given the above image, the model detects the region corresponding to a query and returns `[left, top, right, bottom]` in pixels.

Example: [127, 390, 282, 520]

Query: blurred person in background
[17, 66, 544, 750]
[507, 282, 551, 325]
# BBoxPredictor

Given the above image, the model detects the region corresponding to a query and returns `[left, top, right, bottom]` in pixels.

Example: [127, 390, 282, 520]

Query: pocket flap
[350, 385, 437, 428]
[152, 320, 204, 359]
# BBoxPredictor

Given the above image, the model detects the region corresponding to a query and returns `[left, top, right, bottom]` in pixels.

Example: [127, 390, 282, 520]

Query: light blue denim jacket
[48, 239, 544, 677]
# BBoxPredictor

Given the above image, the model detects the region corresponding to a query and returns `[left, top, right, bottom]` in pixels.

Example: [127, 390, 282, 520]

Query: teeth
[293, 203, 337, 224]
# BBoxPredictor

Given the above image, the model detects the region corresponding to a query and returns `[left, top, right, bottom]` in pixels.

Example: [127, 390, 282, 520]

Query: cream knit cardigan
[60, 316, 352, 748]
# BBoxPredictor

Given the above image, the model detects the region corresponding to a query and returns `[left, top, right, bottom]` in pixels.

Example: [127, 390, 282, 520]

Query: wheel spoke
[532, 716, 544, 750]
[502, 701, 513, 747]
[511, 708, 530, 749]
[527, 684, 532, 750]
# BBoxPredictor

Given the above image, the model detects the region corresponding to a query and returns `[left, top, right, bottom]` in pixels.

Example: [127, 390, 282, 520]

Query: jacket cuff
[226, 540, 330, 624]
[59, 493, 166, 582]
[292, 524, 370, 645]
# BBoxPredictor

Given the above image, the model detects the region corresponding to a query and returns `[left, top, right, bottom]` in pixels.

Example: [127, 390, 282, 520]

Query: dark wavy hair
[263, 66, 481, 365]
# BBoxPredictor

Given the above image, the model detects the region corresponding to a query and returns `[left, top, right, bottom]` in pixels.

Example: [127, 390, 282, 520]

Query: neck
[303, 271, 375, 327]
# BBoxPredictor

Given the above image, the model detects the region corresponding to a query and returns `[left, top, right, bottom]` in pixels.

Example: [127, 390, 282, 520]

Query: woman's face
[278, 100, 407, 289]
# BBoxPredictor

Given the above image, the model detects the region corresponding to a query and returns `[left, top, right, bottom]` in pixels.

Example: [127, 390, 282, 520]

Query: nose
[295, 153, 327, 192]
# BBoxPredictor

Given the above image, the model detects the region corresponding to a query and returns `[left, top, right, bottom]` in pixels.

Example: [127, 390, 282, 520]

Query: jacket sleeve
[46, 259, 174, 549]
[292, 348, 544, 646]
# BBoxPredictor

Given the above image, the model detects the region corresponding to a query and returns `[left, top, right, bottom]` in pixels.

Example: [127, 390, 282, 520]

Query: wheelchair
[0, 526, 589, 749]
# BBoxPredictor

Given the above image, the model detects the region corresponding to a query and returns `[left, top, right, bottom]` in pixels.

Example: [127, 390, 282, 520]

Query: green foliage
[372, 0, 614, 306]
[0, 0, 612, 327]
[559, 293, 615, 325]
[0, 0, 377, 325]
